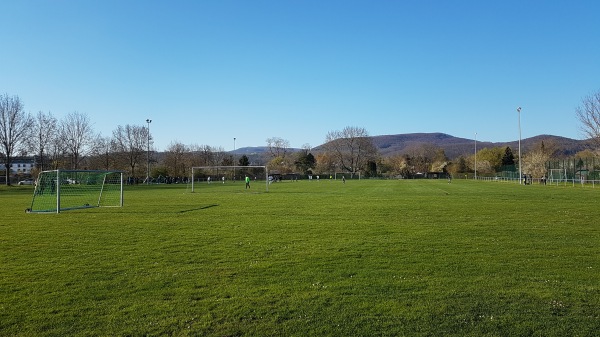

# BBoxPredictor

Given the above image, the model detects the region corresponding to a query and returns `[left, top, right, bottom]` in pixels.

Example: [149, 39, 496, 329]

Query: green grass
[1, 180, 599, 336]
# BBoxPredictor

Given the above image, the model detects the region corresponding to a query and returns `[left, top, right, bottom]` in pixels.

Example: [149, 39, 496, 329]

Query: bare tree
[188, 144, 216, 167]
[523, 141, 554, 179]
[112, 124, 147, 176]
[323, 126, 378, 176]
[403, 143, 446, 173]
[199, 145, 215, 166]
[187, 144, 202, 167]
[266, 137, 290, 158]
[46, 131, 64, 170]
[0, 94, 34, 185]
[576, 90, 600, 149]
[164, 141, 189, 178]
[84, 136, 110, 170]
[211, 146, 229, 166]
[30, 111, 58, 172]
[95, 136, 116, 170]
[59, 112, 100, 169]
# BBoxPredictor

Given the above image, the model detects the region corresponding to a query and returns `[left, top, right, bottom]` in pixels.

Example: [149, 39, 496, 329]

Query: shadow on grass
[179, 204, 219, 213]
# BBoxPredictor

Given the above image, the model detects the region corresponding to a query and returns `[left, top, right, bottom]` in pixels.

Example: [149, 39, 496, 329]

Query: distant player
[245, 175, 250, 189]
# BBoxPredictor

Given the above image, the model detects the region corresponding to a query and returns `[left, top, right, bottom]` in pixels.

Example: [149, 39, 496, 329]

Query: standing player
[245, 175, 250, 189]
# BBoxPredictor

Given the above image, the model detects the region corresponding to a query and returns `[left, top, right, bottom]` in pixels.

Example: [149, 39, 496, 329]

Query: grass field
[1, 179, 599, 336]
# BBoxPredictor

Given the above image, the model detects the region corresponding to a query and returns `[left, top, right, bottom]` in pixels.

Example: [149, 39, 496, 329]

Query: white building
[0, 157, 36, 175]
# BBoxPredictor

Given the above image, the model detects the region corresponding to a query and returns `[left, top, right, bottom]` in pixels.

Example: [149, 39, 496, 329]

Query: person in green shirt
[245, 175, 250, 189]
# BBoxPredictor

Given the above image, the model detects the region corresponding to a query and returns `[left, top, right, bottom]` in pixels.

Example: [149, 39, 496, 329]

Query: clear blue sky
[2, 0, 599, 151]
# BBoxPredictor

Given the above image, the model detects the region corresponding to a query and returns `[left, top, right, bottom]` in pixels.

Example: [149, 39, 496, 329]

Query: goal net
[191, 166, 268, 192]
[28, 170, 124, 213]
[548, 168, 568, 185]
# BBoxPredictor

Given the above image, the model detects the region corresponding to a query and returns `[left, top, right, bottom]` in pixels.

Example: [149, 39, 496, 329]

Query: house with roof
[0, 156, 36, 176]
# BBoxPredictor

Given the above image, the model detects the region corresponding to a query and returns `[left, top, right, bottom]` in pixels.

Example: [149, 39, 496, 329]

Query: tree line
[2, 91, 600, 185]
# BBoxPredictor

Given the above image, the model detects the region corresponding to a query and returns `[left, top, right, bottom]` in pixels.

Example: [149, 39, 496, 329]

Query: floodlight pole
[146, 119, 152, 184]
[517, 107, 522, 185]
[474, 132, 477, 180]
[233, 137, 236, 180]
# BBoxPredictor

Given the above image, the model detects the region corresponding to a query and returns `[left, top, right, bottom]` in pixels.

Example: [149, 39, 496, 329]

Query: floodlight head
[146, 119, 152, 123]
[517, 107, 521, 113]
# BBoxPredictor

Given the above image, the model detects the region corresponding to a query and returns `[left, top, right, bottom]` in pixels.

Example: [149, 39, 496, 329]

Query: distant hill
[371, 133, 477, 158]
[370, 133, 588, 159]
[234, 133, 590, 161]
[234, 147, 270, 155]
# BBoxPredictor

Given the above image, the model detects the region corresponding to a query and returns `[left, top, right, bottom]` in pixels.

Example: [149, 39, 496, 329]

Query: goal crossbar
[191, 166, 269, 192]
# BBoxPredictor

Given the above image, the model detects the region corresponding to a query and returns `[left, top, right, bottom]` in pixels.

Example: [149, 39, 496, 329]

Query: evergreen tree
[365, 161, 377, 177]
[238, 154, 249, 166]
[294, 152, 316, 174]
[501, 146, 515, 166]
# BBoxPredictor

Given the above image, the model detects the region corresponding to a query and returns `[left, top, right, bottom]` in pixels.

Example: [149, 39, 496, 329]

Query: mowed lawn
[1, 179, 599, 336]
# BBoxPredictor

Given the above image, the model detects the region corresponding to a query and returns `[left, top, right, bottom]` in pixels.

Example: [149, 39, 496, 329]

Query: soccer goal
[191, 166, 268, 192]
[548, 168, 568, 186]
[28, 170, 124, 213]
[334, 172, 361, 180]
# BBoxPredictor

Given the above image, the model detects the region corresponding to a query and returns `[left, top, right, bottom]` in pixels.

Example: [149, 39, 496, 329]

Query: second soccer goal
[190, 166, 269, 192]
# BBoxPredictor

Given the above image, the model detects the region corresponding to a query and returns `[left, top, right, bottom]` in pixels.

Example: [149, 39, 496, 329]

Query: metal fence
[463, 157, 600, 187]
[475, 175, 600, 187]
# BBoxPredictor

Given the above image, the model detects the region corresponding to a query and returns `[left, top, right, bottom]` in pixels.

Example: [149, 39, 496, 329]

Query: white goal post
[191, 166, 269, 192]
[548, 168, 568, 185]
[28, 170, 124, 213]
